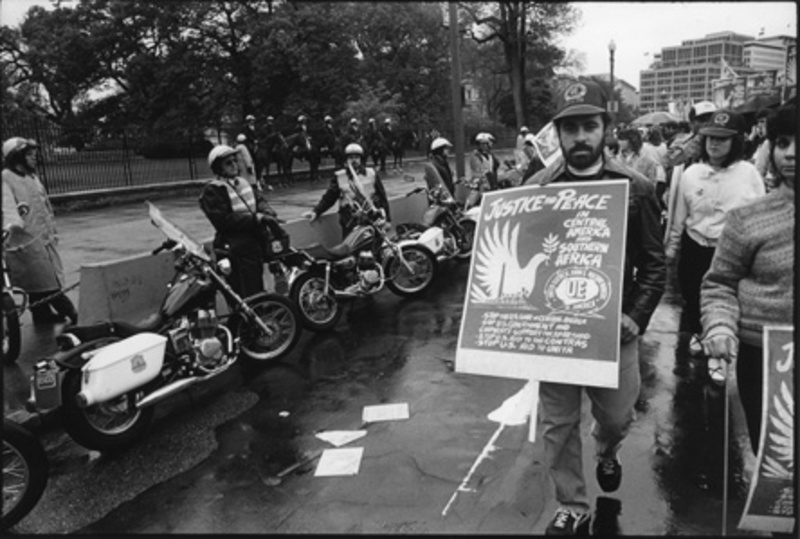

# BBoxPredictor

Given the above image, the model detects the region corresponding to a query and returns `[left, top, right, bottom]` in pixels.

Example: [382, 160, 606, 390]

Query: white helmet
[324, 115, 333, 122]
[524, 133, 536, 145]
[520, 126, 529, 133]
[245, 114, 255, 122]
[208, 145, 238, 169]
[236, 133, 247, 143]
[350, 118, 359, 125]
[345, 143, 364, 156]
[384, 118, 391, 124]
[2, 137, 38, 160]
[430, 137, 452, 151]
[266, 115, 275, 122]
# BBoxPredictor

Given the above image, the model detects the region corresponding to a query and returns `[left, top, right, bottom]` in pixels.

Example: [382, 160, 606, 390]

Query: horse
[256, 131, 291, 188]
[283, 130, 322, 184]
[391, 129, 419, 170]
[364, 129, 388, 172]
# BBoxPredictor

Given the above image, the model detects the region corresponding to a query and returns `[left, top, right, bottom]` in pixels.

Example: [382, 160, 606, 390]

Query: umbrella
[631, 111, 682, 126]
[735, 93, 781, 114]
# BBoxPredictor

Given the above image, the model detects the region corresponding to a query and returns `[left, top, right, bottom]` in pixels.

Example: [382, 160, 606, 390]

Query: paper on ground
[315, 430, 368, 447]
[362, 403, 410, 423]
[314, 447, 364, 477]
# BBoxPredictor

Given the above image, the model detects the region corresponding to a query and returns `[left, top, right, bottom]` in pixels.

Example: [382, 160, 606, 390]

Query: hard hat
[345, 143, 364, 155]
[245, 114, 255, 121]
[236, 134, 247, 143]
[2, 137, 38, 159]
[430, 137, 452, 151]
[524, 133, 536, 145]
[208, 145, 239, 169]
[324, 115, 333, 122]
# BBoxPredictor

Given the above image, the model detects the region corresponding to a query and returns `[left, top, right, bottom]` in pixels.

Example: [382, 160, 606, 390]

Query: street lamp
[608, 40, 617, 119]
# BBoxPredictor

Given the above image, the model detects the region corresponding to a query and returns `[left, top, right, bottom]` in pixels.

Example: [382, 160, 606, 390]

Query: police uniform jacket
[199, 177, 276, 252]
[313, 166, 391, 232]
[524, 156, 666, 334]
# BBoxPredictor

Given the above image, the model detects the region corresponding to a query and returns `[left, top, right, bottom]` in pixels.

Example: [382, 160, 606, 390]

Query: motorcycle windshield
[147, 202, 211, 262]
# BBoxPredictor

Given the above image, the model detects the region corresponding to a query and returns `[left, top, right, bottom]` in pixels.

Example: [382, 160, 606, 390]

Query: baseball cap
[699, 110, 745, 137]
[553, 80, 607, 121]
[690, 101, 717, 121]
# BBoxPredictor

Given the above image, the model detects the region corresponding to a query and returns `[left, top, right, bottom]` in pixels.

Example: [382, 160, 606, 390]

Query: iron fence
[1, 119, 211, 196]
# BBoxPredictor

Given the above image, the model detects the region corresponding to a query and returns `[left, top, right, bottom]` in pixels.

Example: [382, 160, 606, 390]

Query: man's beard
[563, 141, 604, 169]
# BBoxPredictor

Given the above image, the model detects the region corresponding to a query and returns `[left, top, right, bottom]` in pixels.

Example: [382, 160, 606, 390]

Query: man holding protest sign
[524, 80, 666, 535]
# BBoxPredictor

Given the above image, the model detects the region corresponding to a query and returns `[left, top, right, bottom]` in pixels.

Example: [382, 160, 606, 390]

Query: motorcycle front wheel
[385, 245, 437, 297]
[238, 293, 301, 363]
[60, 370, 154, 452]
[455, 219, 476, 260]
[289, 270, 342, 332]
[2, 419, 48, 530]
[3, 293, 21, 364]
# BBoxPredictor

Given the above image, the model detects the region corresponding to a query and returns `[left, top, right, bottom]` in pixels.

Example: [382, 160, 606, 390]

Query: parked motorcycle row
[6, 175, 486, 528]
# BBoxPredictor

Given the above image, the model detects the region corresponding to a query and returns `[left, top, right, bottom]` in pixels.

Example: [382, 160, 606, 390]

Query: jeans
[539, 338, 640, 512]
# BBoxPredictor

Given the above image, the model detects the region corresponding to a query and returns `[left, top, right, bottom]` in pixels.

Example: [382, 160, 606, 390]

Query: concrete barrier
[76, 191, 430, 324]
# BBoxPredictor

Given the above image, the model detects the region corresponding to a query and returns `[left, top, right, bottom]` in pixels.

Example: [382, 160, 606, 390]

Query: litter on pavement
[315, 430, 368, 447]
[362, 403, 410, 423]
[314, 447, 364, 477]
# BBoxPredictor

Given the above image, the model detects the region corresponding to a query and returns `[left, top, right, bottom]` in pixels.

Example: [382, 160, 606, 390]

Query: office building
[639, 31, 766, 112]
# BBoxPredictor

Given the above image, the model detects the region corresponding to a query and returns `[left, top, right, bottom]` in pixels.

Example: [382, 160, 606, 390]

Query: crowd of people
[1, 77, 793, 537]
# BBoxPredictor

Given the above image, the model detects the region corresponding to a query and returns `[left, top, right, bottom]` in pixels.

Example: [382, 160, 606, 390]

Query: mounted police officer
[303, 143, 391, 237]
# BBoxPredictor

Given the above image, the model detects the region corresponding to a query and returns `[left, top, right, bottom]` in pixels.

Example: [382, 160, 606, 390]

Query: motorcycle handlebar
[152, 239, 177, 255]
[405, 187, 425, 197]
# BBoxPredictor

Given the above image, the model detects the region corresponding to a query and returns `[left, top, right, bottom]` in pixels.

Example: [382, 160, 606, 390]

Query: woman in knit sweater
[665, 110, 765, 361]
[700, 105, 794, 454]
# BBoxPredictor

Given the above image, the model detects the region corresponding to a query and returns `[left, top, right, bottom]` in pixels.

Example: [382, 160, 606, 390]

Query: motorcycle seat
[57, 315, 164, 349]
[302, 242, 352, 261]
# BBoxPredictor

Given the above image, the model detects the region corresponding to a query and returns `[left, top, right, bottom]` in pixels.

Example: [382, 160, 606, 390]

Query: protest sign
[739, 326, 795, 533]
[456, 180, 628, 388]
[532, 122, 562, 168]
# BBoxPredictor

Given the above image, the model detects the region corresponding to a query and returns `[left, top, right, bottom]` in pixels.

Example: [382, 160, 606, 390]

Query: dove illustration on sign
[470, 221, 558, 305]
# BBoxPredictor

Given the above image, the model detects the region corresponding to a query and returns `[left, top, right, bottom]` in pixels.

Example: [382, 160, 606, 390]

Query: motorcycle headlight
[217, 258, 232, 275]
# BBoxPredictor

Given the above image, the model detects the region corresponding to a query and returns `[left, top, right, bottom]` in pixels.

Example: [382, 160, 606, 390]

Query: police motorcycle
[2, 418, 48, 530]
[28, 202, 301, 452]
[395, 176, 477, 262]
[268, 163, 442, 332]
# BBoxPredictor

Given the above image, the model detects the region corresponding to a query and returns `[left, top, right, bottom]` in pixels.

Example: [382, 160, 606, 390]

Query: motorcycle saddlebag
[78, 333, 167, 407]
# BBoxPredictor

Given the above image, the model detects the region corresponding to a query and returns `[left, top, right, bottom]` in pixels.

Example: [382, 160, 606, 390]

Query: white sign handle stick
[528, 380, 540, 443]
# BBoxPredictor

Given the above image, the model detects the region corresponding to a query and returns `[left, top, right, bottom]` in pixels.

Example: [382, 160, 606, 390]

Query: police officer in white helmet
[303, 142, 391, 237]
[199, 145, 279, 298]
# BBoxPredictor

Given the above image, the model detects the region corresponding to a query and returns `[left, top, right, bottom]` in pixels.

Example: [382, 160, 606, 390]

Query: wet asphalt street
[3, 161, 768, 535]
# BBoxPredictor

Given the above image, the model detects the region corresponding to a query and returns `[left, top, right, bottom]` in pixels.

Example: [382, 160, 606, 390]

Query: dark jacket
[430, 153, 455, 196]
[524, 156, 666, 333]
[198, 179, 276, 252]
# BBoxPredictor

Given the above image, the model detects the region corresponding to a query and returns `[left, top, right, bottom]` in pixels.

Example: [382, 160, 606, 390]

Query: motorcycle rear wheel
[2, 294, 21, 364]
[60, 370, 154, 452]
[289, 270, 342, 332]
[385, 245, 437, 297]
[238, 293, 301, 363]
[2, 419, 48, 530]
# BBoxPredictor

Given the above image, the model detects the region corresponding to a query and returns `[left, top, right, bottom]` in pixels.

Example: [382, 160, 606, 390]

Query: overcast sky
[2, 0, 797, 89]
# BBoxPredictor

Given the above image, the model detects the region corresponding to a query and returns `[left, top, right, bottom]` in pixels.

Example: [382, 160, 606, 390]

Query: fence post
[122, 128, 133, 186]
[188, 134, 197, 180]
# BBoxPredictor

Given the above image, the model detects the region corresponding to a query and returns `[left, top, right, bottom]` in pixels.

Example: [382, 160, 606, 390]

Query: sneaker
[596, 457, 622, 493]
[689, 334, 704, 356]
[545, 507, 590, 536]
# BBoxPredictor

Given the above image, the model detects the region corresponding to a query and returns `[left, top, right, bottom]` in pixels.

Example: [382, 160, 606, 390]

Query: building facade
[640, 32, 796, 112]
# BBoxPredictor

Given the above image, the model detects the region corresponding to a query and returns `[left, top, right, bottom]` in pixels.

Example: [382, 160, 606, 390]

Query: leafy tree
[460, 1, 578, 129]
